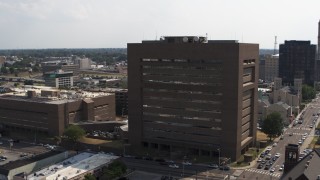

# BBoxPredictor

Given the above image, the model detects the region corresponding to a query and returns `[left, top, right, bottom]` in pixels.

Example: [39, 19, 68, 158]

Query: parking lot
[0, 138, 53, 165]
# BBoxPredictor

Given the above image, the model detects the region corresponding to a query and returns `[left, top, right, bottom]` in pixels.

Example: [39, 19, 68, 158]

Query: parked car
[219, 166, 230, 171]
[270, 167, 275, 173]
[159, 162, 168, 166]
[208, 164, 219, 169]
[275, 153, 281, 158]
[182, 161, 192, 165]
[169, 164, 179, 168]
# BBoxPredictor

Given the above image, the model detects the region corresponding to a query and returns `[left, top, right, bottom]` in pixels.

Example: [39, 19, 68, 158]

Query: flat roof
[28, 152, 118, 180]
[0, 86, 112, 104]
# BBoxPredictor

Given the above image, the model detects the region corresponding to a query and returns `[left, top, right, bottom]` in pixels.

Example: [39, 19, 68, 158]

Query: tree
[101, 161, 127, 180]
[84, 174, 96, 180]
[302, 84, 316, 101]
[9, 67, 14, 74]
[0, 67, 7, 74]
[53, 136, 61, 145]
[261, 112, 284, 141]
[63, 125, 85, 142]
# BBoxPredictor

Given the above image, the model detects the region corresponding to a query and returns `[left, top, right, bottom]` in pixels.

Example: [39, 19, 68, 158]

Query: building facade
[259, 56, 265, 81]
[279, 41, 316, 86]
[0, 89, 115, 136]
[128, 36, 259, 160]
[44, 70, 74, 88]
[264, 54, 279, 82]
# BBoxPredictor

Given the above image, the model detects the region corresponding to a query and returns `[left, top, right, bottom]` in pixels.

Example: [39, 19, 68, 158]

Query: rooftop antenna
[274, 36, 277, 55]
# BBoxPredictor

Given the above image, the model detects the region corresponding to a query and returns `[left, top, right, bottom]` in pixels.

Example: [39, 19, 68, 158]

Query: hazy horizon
[0, 0, 319, 49]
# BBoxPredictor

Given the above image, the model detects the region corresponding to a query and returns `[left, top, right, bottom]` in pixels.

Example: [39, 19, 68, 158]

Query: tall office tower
[259, 55, 265, 81]
[128, 36, 259, 161]
[265, 54, 279, 82]
[318, 20, 320, 59]
[279, 41, 316, 86]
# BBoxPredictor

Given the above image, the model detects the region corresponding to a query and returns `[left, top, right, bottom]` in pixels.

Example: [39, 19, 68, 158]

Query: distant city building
[318, 20, 320, 59]
[315, 20, 320, 89]
[264, 54, 279, 82]
[0, 87, 115, 136]
[259, 56, 265, 81]
[0, 56, 5, 69]
[44, 70, 74, 88]
[128, 36, 259, 161]
[258, 78, 301, 125]
[279, 40, 316, 86]
[42, 61, 79, 76]
[74, 57, 92, 70]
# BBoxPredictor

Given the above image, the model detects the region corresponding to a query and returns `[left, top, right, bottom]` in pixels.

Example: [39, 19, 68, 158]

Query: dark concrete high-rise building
[127, 36, 259, 161]
[318, 20, 320, 59]
[279, 40, 316, 86]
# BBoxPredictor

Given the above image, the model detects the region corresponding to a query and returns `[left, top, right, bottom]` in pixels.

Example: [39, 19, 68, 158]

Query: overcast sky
[0, 0, 319, 49]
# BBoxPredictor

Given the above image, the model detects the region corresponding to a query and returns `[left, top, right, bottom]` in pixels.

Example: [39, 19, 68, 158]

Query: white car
[298, 140, 303, 145]
[275, 153, 281, 158]
[257, 158, 262, 162]
[266, 147, 272, 151]
[279, 167, 283, 171]
[182, 161, 192, 165]
[169, 164, 179, 168]
[270, 168, 275, 173]
[272, 143, 277, 147]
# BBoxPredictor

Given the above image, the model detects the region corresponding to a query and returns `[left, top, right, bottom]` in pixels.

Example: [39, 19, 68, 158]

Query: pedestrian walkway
[284, 132, 305, 136]
[244, 168, 281, 178]
[291, 127, 311, 131]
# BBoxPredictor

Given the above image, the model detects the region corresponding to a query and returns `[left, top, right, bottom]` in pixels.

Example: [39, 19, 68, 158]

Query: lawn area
[230, 147, 263, 167]
[257, 130, 268, 141]
[79, 137, 124, 149]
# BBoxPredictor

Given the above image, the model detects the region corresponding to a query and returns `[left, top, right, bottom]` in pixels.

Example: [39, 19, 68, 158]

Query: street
[239, 96, 320, 180]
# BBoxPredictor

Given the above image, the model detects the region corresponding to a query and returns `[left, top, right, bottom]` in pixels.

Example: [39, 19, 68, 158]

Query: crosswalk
[245, 168, 281, 178]
[284, 132, 305, 136]
[291, 127, 311, 131]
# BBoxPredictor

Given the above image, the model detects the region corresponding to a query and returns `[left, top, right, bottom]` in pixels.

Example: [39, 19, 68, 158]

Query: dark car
[260, 154, 265, 158]
[143, 156, 153, 161]
[159, 162, 168, 166]
[219, 166, 230, 171]
[257, 164, 263, 169]
[264, 165, 270, 170]
[208, 164, 219, 169]
[155, 158, 165, 162]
